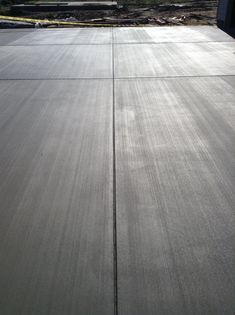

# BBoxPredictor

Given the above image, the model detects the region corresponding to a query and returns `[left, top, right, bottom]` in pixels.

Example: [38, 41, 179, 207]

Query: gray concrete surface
[0, 29, 34, 45]
[0, 26, 234, 315]
[115, 42, 235, 78]
[0, 80, 114, 315]
[0, 45, 112, 79]
[115, 77, 235, 315]
[0, 28, 112, 45]
[113, 25, 234, 43]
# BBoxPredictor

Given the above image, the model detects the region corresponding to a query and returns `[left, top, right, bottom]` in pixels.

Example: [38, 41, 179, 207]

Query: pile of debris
[44, 2, 218, 27]
[0, 0, 218, 27]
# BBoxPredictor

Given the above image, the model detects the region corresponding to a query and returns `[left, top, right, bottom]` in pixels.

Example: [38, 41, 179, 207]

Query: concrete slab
[114, 26, 234, 44]
[0, 79, 113, 315]
[115, 42, 235, 78]
[115, 76, 235, 315]
[0, 29, 34, 45]
[0, 44, 112, 79]
[5, 28, 112, 45]
[0, 25, 234, 315]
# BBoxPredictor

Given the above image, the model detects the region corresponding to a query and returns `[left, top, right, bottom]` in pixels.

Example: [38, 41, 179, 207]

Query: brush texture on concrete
[0, 26, 234, 315]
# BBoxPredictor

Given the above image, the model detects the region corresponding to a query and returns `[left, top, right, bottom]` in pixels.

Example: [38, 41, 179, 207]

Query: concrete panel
[0, 79, 113, 315]
[0, 45, 112, 79]
[115, 77, 235, 315]
[114, 26, 234, 44]
[0, 30, 33, 45]
[0, 26, 234, 315]
[7, 28, 112, 45]
[115, 42, 235, 78]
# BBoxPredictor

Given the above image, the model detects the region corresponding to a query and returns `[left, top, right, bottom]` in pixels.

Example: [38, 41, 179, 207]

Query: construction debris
[0, 1, 218, 28]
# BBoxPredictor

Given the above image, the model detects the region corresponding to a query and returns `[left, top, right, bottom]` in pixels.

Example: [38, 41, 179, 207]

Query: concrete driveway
[0, 26, 234, 314]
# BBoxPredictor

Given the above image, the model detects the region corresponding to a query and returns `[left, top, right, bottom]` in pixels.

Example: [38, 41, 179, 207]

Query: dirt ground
[1, 0, 218, 27]
[26, 1, 218, 26]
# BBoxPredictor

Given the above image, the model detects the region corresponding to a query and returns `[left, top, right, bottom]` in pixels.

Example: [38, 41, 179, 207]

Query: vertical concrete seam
[112, 26, 118, 315]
